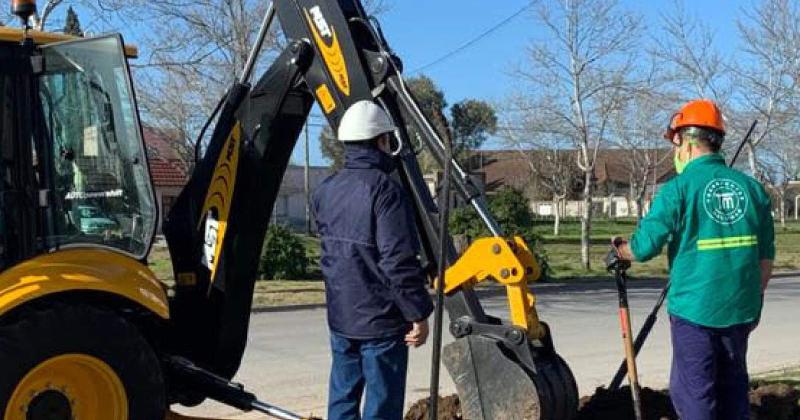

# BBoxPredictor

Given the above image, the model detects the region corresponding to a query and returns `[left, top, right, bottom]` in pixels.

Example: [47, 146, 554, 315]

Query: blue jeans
[328, 332, 408, 420]
[669, 316, 752, 420]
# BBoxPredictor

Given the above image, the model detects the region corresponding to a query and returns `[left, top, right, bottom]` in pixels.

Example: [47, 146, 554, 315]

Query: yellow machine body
[0, 249, 169, 319]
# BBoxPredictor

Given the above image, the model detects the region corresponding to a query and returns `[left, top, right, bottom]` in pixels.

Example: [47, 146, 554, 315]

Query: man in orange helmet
[607, 99, 775, 419]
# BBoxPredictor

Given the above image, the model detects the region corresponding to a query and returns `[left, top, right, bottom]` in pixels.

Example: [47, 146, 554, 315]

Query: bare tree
[132, 0, 391, 166]
[654, 0, 733, 103]
[734, 0, 800, 176]
[512, 0, 641, 269]
[610, 67, 675, 221]
[500, 97, 579, 236]
[758, 127, 800, 227]
[28, 0, 132, 31]
[613, 121, 672, 222]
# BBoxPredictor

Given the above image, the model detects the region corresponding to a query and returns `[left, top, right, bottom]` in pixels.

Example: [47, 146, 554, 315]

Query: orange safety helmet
[663, 99, 726, 140]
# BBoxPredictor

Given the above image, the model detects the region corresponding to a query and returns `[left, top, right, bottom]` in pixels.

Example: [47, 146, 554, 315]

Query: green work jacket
[630, 153, 775, 327]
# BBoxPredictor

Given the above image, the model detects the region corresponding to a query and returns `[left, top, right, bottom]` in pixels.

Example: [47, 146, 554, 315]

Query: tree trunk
[780, 195, 786, 228]
[635, 195, 644, 223]
[553, 196, 561, 236]
[581, 170, 592, 271]
[746, 142, 758, 177]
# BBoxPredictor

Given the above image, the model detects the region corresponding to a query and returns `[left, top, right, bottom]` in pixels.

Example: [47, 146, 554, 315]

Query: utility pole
[304, 120, 311, 235]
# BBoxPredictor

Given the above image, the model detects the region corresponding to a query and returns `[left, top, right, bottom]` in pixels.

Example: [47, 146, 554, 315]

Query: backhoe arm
[162, 1, 577, 419]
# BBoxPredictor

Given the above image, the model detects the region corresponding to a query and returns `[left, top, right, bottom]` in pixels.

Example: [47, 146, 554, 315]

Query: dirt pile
[405, 395, 462, 420]
[406, 384, 799, 420]
[576, 386, 676, 420]
[749, 383, 800, 420]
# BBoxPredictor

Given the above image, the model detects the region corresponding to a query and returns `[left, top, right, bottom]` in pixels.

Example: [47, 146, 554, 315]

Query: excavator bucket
[444, 335, 578, 420]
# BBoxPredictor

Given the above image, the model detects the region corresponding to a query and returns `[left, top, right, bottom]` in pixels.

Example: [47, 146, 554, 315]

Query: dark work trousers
[327, 332, 408, 420]
[669, 315, 752, 420]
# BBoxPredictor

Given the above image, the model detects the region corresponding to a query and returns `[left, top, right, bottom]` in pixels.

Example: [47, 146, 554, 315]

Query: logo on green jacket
[703, 178, 748, 225]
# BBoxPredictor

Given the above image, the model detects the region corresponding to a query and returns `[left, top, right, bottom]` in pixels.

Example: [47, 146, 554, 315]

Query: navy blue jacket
[312, 145, 433, 339]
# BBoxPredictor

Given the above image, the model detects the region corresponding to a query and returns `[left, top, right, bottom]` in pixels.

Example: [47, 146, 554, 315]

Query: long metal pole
[730, 120, 759, 169]
[239, 2, 277, 85]
[387, 77, 503, 237]
[429, 126, 453, 420]
[251, 399, 308, 420]
[304, 121, 311, 235]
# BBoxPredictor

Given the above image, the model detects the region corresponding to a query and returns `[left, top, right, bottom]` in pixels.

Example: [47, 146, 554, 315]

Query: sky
[59, 0, 751, 166]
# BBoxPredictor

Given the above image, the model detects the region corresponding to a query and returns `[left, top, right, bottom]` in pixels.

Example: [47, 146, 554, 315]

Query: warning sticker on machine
[202, 211, 220, 271]
[84, 126, 99, 157]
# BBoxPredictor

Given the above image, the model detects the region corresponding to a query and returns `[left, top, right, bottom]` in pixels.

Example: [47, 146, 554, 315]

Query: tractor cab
[0, 27, 157, 268]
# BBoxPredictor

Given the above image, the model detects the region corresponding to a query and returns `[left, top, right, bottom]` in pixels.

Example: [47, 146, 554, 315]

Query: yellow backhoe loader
[0, 1, 578, 419]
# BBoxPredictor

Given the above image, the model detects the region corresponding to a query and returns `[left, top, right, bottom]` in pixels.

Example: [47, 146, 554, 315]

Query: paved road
[175, 277, 800, 419]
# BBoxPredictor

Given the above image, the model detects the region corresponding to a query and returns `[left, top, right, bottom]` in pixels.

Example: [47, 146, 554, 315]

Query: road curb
[251, 303, 326, 313]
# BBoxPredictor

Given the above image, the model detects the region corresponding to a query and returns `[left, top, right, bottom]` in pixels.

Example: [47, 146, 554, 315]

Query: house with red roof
[142, 127, 189, 232]
[142, 126, 333, 233]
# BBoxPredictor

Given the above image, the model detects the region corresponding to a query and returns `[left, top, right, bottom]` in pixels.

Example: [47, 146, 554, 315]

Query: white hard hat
[337, 100, 397, 142]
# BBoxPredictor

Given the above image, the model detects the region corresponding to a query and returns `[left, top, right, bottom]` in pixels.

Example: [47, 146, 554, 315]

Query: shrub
[448, 187, 551, 280]
[259, 224, 308, 280]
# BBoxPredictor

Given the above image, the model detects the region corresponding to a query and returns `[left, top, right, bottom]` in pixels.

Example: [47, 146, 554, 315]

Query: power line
[410, 2, 532, 75]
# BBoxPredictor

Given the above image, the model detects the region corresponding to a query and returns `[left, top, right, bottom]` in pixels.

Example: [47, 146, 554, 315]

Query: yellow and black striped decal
[198, 122, 242, 285]
[303, 6, 351, 97]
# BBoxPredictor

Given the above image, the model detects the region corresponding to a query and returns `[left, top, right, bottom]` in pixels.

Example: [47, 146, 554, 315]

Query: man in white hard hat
[313, 100, 433, 420]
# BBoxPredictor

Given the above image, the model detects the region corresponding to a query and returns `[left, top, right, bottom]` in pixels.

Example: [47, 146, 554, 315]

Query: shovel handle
[616, 271, 644, 420]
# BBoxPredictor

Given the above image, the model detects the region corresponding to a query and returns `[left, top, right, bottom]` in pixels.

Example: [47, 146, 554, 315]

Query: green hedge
[259, 224, 309, 280]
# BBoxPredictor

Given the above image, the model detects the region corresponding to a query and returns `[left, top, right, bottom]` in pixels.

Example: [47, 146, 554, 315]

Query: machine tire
[0, 303, 166, 420]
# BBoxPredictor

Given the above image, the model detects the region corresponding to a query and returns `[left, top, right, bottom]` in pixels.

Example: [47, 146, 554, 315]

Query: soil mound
[406, 383, 799, 420]
[749, 383, 800, 420]
[576, 386, 676, 420]
[405, 395, 462, 420]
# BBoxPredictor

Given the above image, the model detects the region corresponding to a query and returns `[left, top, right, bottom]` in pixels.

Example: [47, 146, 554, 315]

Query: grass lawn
[146, 218, 800, 307]
[146, 238, 327, 307]
[532, 218, 800, 279]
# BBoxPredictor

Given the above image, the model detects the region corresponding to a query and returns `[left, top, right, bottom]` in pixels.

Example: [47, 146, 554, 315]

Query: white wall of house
[531, 196, 652, 218]
[271, 165, 332, 232]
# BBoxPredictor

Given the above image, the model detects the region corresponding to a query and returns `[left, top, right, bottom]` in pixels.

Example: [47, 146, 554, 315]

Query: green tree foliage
[319, 126, 344, 171]
[406, 75, 448, 132]
[450, 187, 534, 240]
[260, 225, 308, 280]
[319, 75, 496, 171]
[63, 7, 83, 37]
[449, 187, 551, 279]
[451, 99, 497, 153]
[404, 75, 497, 171]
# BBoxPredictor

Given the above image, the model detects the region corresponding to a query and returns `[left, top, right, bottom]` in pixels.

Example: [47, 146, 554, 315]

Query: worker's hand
[611, 236, 627, 249]
[605, 247, 631, 272]
[405, 320, 429, 348]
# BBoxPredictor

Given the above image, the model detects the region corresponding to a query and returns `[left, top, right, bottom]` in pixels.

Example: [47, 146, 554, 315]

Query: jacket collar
[684, 153, 725, 173]
[344, 144, 395, 173]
